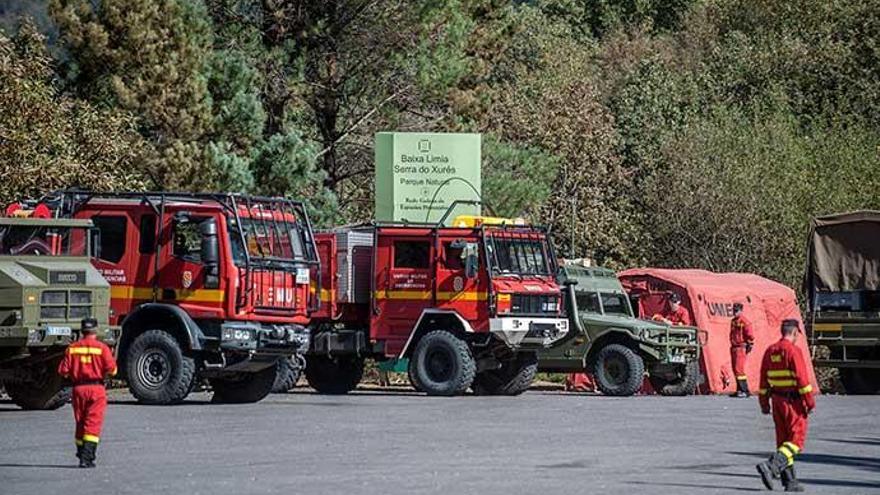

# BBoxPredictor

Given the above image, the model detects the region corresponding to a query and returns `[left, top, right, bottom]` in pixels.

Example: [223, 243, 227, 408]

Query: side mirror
[463, 242, 479, 279]
[199, 218, 219, 267]
[89, 228, 101, 259]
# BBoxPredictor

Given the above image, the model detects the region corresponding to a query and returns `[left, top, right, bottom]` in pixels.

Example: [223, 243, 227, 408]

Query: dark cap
[81, 318, 99, 333]
[733, 302, 744, 312]
[668, 293, 681, 303]
[781, 319, 800, 334]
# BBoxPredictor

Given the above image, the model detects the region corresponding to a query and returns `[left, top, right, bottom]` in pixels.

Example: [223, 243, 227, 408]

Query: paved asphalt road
[1, 390, 878, 495]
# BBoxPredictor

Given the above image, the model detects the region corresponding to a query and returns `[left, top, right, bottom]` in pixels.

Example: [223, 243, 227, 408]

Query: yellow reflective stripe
[767, 370, 795, 378]
[798, 384, 813, 395]
[75, 439, 83, 446]
[813, 323, 842, 333]
[778, 445, 795, 466]
[82, 434, 100, 444]
[735, 375, 748, 380]
[768, 379, 797, 387]
[783, 442, 801, 454]
[111, 285, 226, 303]
[770, 354, 782, 363]
[758, 388, 769, 395]
[68, 347, 103, 355]
[375, 290, 489, 301]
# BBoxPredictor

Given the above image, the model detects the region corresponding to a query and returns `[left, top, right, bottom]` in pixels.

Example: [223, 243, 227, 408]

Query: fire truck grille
[510, 294, 558, 316]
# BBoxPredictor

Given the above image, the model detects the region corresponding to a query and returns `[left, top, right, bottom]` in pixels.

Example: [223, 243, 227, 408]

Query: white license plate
[46, 326, 72, 337]
[669, 355, 687, 364]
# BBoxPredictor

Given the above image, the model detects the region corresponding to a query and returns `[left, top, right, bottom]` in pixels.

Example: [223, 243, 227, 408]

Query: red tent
[618, 268, 819, 395]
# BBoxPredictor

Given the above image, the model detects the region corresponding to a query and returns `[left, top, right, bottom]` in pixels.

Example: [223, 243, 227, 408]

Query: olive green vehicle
[806, 211, 880, 394]
[539, 264, 703, 396]
[0, 217, 114, 409]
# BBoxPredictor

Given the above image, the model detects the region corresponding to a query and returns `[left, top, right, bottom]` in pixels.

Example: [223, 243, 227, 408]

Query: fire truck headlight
[222, 327, 255, 342]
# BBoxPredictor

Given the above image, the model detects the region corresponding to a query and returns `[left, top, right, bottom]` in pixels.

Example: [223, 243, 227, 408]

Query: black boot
[736, 379, 750, 398]
[756, 451, 788, 490]
[782, 466, 805, 492]
[75, 443, 83, 460]
[79, 441, 97, 468]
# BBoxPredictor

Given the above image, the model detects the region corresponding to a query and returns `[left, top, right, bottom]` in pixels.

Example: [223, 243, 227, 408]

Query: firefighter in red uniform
[756, 319, 815, 492]
[57, 318, 117, 468]
[652, 292, 692, 326]
[730, 302, 755, 398]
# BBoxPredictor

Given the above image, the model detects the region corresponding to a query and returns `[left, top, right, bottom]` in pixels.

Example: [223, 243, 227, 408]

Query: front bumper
[0, 323, 117, 348]
[489, 317, 568, 348]
[219, 322, 310, 354]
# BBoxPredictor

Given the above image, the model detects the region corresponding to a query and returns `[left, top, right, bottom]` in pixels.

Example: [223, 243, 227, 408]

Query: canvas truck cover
[619, 268, 819, 395]
[805, 211, 880, 296]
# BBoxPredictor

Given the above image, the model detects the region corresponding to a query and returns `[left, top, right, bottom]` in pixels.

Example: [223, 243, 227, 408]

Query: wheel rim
[604, 354, 628, 386]
[137, 349, 171, 390]
[425, 347, 454, 383]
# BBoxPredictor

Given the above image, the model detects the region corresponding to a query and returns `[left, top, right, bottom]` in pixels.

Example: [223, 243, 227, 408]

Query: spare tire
[409, 331, 475, 396]
[592, 344, 644, 397]
[650, 360, 699, 396]
[211, 365, 277, 403]
[472, 352, 538, 396]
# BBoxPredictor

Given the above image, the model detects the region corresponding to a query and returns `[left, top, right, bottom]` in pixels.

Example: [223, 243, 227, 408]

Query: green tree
[0, 23, 146, 204]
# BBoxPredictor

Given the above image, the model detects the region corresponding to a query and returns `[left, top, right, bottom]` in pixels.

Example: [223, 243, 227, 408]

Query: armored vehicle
[806, 211, 880, 394]
[539, 264, 703, 396]
[0, 211, 113, 409]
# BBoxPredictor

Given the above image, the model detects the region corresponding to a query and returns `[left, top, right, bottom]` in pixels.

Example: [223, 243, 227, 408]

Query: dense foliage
[1, 0, 879, 289]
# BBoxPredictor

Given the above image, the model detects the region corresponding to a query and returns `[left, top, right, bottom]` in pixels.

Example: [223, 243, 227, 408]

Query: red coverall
[57, 335, 117, 447]
[730, 314, 755, 385]
[655, 306, 692, 326]
[758, 338, 815, 465]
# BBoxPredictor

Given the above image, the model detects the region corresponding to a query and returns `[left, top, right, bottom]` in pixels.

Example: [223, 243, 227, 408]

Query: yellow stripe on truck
[374, 290, 488, 302]
[110, 285, 225, 303]
[813, 323, 842, 332]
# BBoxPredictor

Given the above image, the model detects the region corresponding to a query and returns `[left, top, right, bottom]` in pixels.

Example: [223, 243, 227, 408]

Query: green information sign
[375, 132, 481, 224]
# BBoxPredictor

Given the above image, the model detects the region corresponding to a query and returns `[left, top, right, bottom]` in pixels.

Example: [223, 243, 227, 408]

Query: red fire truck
[42, 190, 319, 404]
[305, 204, 568, 396]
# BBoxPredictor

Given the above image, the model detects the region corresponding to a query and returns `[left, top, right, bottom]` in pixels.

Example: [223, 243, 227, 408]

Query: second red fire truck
[303, 203, 568, 396]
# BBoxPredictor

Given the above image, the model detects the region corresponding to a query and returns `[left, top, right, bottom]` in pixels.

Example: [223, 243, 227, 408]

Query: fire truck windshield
[0, 225, 89, 256]
[486, 235, 552, 277]
[229, 217, 314, 268]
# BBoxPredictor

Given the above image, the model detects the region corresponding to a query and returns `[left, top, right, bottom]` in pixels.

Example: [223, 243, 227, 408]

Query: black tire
[592, 343, 645, 397]
[211, 365, 277, 403]
[304, 355, 364, 394]
[5, 362, 70, 410]
[409, 330, 475, 396]
[271, 356, 303, 393]
[650, 360, 699, 396]
[840, 367, 880, 395]
[407, 359, 425, 393]
[126, 330, 196, 405]
[472, 352, 538, 396]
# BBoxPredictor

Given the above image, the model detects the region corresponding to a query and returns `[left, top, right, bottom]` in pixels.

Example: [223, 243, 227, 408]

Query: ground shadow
[819, 436, 880, 447]
[701, 470, 880, 489]
[108, 399, 212, 406]
[627, 480, 761, 492]
[727, 451, 880, 473]
[0, 463, 80, 469]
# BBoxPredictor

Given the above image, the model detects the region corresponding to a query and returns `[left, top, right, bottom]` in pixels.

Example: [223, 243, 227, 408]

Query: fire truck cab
[308, 211, 568, 396]
[46, 191, 319, 404]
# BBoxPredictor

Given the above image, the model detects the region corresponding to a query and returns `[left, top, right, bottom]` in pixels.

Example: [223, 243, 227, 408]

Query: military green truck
[0, 215, 114, 409]
[539, 264, 703, 396]
[805, 211, 880, 394]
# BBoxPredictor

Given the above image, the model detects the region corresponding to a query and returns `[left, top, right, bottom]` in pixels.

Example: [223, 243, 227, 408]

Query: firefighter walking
[756, 319, 815, 492]
[730, 302, 755, 398]
[57, 318, 117, 468]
